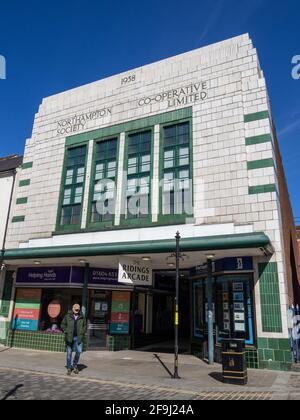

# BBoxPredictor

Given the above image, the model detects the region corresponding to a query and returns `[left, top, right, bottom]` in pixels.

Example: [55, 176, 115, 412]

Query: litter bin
[222, 339, 247, 385]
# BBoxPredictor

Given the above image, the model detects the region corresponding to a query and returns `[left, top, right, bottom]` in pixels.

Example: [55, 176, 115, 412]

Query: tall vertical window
[60, 146, 87, 227]
[91, 138, 118, 224]
[162, 122, 192, 216]
[124, 130, 152, 221]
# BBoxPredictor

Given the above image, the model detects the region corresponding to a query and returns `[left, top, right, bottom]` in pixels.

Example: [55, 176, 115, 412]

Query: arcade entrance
[133, 271, 191, 353]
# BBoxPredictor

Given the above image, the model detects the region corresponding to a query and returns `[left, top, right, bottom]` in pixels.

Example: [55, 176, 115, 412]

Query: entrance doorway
[134, 271, 191, 354]
[88, 291, 110, 350]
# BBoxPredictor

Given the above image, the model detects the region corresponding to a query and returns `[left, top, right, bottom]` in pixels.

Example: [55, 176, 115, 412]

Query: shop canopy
[2, 232, 273, 261]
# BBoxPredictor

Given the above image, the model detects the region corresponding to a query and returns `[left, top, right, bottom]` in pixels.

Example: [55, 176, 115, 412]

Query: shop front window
[193, 275, 254, 345]
[39, 289, 82, 333]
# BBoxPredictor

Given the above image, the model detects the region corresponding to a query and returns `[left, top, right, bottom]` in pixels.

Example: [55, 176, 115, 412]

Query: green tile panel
[12, 216, 25, 223]
[249, 184, 276, 195]
[16, 197, 28, 205]
[19, 179, 30, 187]
[21, 162, 33, 170]
[258, 263, 283, 333]
[0, 272, 14, 317]
[245, 134, 272, 146]
[244, 111, 269, 123]
[247, 159, 274, 171]
[257, 338, 292, 371]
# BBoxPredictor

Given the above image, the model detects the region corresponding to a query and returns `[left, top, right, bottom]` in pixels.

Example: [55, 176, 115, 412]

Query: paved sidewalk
[0, 346, 299, 400]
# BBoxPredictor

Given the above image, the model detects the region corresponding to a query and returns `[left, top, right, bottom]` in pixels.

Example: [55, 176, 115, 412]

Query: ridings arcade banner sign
[118, 258, 153, 287]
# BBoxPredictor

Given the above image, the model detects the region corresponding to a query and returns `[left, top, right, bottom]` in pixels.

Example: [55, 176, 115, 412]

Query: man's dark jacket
[61, 311, 87, 345]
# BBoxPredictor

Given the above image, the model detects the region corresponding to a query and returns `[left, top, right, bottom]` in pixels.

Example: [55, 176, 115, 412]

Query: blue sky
[0, 0, 299, 217]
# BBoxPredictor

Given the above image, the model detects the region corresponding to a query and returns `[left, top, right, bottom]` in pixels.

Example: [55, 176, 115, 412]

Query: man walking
[61, 303, 87, 376]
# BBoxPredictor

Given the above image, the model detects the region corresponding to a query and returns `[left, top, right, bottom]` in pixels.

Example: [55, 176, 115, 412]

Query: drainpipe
[206, 255, 215, 365]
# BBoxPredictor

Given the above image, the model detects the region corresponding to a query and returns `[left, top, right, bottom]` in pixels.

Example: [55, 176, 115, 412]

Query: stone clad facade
[2, 34, 299, 370]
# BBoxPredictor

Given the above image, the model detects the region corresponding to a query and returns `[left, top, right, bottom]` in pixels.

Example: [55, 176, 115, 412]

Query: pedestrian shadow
[78, 364, 88, 372]
[64, 364, 88, 372]
[1, 384, 23, 401]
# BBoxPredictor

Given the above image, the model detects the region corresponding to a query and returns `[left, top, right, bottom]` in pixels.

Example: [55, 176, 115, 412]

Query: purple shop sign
[89, 268, 119, 286]
[16, 267, 119, 287]
[16, 267, 75, 285]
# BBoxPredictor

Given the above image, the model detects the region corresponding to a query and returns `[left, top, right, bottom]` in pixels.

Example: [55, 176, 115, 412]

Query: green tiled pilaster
[21, 162, 33, 170]
[259, 262, 283, 333]
[244, 111, 269, 123]
[0, 271, 14, 317]
[19, 179, 30, 187]
[249, 184, 276, 195]
[12, 216, 25, 223]
[245, 134, 272, 146]
[0, 320, 10, 344]
[247, 159, 274, 171]
[16, 197, 28, 205]
[257, 338, 292, 371]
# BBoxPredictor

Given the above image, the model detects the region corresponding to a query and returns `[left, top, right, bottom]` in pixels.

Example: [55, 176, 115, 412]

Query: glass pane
[179, 134, 189, 145]
[164, 125, 176, 139]
[140, 176, 150, 194]
[93, 193, 101, 201]
[107, 161, 116, 178]
[141, 138, 151, 152]
[164, 150, 174, 169]
[128, 135, 139, 155]
[63, 197, 71, 205]
[96, 142, 106, 159]
[179, 147, 189, 166]
[64, 188, 71, 198]
[178, 123, 189, 136]
[128, 157, 138, 175]
[75, 187, 83, 196]
[141, 131, 151, 143]
[61, 207, 71, 226]
[141, 155, 150, 172]
[71, 205, 81, 225]
[108, 139, 118, 157]
[127, 178, 138, 195]
[74, 196, 82, 204]
[164, 172, 174, 191]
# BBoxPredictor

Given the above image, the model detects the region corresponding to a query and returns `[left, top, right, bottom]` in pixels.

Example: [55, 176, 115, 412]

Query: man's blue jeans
[66, 338, 83, 370]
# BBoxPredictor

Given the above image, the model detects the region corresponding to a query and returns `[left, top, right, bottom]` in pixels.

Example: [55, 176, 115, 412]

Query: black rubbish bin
[222, 339, 247, 385]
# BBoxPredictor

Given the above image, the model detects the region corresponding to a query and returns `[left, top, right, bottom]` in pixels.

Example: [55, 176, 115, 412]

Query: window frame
[87, 136, 120, 229]
[158, 118, 194, 224]
[56, 143, 88, 232]
[120, 127, 154, 227]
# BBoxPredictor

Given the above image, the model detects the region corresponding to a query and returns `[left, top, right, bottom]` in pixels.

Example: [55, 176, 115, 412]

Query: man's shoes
[67, 369, 72, 376]
[73, 367, 79, 375]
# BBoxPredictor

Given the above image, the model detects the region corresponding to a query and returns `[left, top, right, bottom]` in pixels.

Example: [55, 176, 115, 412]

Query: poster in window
[234, 323, 246, 332]
[234, 302, 244, 311]
[234, 312, 245, 322]
[233, 283, 244, 292]
[233, 292, 244, 302]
